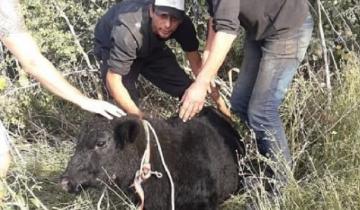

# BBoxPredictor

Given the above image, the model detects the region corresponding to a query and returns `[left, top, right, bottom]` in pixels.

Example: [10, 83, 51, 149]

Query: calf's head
[61, 116, 145, 193]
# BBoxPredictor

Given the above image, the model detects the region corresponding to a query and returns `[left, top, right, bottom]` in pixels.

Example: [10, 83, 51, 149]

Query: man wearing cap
[94, 0, 229, 118]
[180, 0, 313, 187]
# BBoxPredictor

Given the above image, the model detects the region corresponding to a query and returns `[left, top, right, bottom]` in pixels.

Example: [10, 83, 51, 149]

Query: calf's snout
[60, 176, 82, 194]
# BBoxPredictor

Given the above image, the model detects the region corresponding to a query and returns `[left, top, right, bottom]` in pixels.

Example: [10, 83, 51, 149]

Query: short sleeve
[0, 0, 25, 38]
[172, 16, 199, 52]
[211, 0, 240, 34]
[107, 24, 138, 75]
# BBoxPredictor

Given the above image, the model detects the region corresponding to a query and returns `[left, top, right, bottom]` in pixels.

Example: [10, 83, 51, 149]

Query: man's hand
[209, 87, 231, 118]
[79, 98, 126, 120]
[179, 80, 209, 122]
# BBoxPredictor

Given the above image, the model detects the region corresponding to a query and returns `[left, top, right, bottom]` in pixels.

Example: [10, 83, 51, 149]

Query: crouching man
[94, 0, 230, 119]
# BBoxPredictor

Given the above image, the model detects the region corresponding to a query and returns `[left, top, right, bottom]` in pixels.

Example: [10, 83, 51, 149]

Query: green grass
[1, 56, 360, 209]
[1, 55, 360, 209]
[1, 0, 359, 209]
[2, 59, 360, 209]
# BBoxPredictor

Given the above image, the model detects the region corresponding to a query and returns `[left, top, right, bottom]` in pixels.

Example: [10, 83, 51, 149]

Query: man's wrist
[196, 74, 213, 86]
[75, 95, 91, 109]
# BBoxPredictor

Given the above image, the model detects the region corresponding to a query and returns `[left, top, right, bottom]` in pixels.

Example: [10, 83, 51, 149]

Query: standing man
[0, 0, 125, 177]
[180, 0, 314, 184]
[94, 0, 229, 118]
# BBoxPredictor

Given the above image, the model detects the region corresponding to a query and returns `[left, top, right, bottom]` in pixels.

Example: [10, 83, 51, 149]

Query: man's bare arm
[1, 33, 125, 119]
[106, 70, 143, 117]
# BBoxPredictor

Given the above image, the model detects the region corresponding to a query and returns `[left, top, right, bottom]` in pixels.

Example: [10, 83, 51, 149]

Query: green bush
[1, 0, 359, 209]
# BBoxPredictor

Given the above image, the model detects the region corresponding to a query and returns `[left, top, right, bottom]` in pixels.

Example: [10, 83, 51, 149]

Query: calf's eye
[95, 140, 106, 148]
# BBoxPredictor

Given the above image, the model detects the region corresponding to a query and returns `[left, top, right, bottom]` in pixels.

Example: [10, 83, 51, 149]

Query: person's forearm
[27, 56, 90, 104]
[106, 71, 141, 116]
[2, 33, 91, 107]
[197, 31, 236, 84]
[186, 51, 202, 77]
[203, 18, 216, 63]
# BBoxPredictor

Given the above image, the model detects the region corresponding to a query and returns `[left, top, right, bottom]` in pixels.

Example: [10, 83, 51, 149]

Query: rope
[144, 120, 175, 210]
[132, 120, 175, 210]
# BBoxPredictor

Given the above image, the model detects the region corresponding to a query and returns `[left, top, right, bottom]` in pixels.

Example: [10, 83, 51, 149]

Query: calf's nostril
[74, 184, 82, 193]
[60, 177, 73, 192]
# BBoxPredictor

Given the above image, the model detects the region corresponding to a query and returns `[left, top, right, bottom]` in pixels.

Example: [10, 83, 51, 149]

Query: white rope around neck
[133, 120, 175, 210]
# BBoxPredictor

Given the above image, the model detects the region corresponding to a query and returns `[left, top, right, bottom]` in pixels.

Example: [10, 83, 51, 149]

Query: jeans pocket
[263, 37, 299, 60]
[264, 14, 313, 62]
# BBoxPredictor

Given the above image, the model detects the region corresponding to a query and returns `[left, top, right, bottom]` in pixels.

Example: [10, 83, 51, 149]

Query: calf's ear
[113, 119, 143, 148]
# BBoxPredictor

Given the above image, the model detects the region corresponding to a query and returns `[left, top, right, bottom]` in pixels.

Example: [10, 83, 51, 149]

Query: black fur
[61, 107, 245, 210]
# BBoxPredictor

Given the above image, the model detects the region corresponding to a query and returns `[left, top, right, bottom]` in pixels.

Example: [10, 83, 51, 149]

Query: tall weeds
[1, 0, 360, 209]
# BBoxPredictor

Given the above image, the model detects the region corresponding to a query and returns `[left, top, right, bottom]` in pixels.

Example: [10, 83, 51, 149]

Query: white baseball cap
[153, 0, 185, 19]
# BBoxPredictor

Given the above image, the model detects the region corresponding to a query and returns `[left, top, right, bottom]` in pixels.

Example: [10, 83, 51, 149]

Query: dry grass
[1, 56, 360, 209]
[1, 1, 360, 209]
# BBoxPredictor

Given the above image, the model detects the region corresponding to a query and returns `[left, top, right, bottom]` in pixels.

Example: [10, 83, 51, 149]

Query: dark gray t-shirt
[94, 0, 199, 75]
[0, 0, 25, 38]
[206, 0, 308, 40]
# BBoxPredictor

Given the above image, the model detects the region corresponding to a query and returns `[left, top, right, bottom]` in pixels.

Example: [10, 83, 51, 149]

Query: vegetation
[1, 0, 359, 209]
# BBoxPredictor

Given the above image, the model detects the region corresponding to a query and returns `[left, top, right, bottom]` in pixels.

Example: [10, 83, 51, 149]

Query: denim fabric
[231, 14, 314, 167]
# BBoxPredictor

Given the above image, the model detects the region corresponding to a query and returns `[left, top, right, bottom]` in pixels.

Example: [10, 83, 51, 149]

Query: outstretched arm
[202, 17, 216, 64]
[179, 30, 236, 121]
[185, 47, 231, 118]
[1, 33, 125, 119]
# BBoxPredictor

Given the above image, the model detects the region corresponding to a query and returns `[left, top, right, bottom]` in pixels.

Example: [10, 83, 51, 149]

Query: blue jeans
[231, 15, 314, 169]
